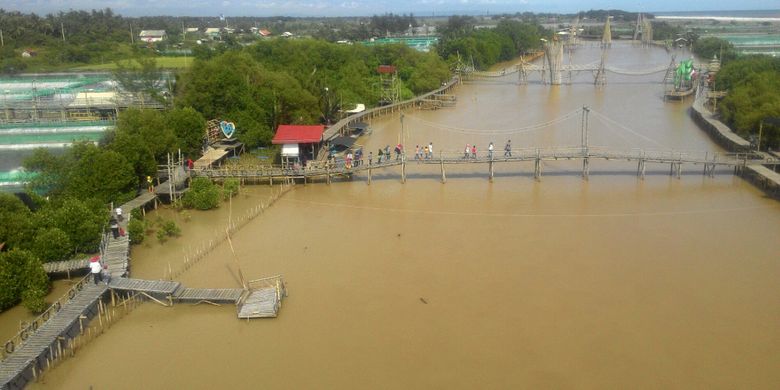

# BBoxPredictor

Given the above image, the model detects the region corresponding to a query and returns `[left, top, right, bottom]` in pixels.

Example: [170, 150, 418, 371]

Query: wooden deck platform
[174, 288, 245, 304]
[0, 282, 108, 390]
[237, 288, 281, 319]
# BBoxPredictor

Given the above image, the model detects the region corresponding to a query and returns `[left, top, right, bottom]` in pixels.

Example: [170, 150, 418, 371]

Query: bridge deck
[42, 258, 89, 275]
[237, 288, 280, 319]
[108, 278, 181, 296]
[0, 283, 108, 389]
[174, 288, 245, 304]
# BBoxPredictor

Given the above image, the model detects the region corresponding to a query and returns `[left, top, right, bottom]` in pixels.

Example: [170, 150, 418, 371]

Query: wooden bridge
[1, 189, 285, 390]
[193, 147, 780, 184]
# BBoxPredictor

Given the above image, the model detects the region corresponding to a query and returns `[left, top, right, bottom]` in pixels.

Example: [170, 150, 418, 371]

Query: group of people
[461, 140, 513, 159]
[340, 139, 514, 168]
[413, 142, 435, 160]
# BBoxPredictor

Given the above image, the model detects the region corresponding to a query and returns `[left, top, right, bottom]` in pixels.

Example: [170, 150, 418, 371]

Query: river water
[24, 43, 780, 389]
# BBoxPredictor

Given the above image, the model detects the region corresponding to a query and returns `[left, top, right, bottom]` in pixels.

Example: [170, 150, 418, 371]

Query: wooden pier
[1, 189, 286, 389]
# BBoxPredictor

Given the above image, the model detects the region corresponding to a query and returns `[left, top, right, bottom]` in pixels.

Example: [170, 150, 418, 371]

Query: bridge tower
[594, 49, 607, 87]
[544, 39, 564, 85]
[377, 65, 401, 105]
[601, 16, 612, 48]
[633, 13, 642, 41]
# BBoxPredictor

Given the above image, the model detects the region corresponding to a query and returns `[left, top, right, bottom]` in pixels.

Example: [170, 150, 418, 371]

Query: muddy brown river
[17, 43, 780, 389]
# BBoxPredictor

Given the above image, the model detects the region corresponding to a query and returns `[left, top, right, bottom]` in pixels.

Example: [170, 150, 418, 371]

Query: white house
[139, 30, 167, 42]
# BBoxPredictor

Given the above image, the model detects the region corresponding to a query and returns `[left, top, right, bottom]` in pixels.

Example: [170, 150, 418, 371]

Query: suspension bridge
[192, 107, 779, 187]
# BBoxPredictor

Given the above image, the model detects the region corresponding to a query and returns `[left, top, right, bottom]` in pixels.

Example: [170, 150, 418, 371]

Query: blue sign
[220, 121, 236, 138]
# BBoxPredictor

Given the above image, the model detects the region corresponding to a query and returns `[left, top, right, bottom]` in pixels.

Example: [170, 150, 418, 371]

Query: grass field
[71, 57, 192, 71]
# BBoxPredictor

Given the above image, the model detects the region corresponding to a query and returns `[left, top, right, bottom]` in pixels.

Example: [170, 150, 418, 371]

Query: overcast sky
[3, 0, 778, 17]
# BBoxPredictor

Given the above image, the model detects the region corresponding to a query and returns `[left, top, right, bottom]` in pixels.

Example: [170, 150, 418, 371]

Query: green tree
[0, 193, 35, 251]
[0, 249, 49, 312]
[165, 107, 206, 158]
[35, 198, 108, 253]
[30, 227, 73, 262]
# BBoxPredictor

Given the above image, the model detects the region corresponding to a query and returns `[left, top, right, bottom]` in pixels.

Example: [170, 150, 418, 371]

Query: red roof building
[272, 125, 325, 144]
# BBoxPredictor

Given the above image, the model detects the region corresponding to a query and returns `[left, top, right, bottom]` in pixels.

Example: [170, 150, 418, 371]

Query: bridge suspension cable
[404, 108, 583, 136]
[604, 65, 669, 76]
[588, 109, 669, 149]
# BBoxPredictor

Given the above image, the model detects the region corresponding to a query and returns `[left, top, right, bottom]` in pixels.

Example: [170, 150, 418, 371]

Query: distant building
[281, 31, 293, 38]
[21, 49, 37, 58]
[205, 28, 221, 39]
[258, 29, 272, 37]
[139, 30, 167, 42]
[185, 27, 200, 33]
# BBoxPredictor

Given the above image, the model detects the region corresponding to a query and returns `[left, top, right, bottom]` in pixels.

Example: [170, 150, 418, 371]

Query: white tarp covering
[344, 103, 365, 114]
[281, 143, 300, 157]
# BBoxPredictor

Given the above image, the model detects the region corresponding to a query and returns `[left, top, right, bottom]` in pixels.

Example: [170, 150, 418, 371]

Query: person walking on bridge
[488, 142, 494, 159]
[464, 144, 470, 159]
[471, 144, 477, 159]
[428, 142, 434, 159]
[110, 218, 120, 239]
[90, 256, 103, 285]
[504, 140, 512, 157]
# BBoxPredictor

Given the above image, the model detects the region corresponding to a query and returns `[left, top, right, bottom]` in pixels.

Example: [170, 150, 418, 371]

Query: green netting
[0, 120, 115, 130]
[0, 132, 104, 145]
[0, 171, 38, 183]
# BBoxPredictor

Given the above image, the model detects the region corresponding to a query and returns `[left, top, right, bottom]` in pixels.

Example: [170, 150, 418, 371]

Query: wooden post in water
[489, 155, 494, 182]
[440, 152, 446, 183]
[326, 163, 331, 185]
[367, 164, 372, 185]
[401, 155, 406, 183]
[534, 149, 542, 180]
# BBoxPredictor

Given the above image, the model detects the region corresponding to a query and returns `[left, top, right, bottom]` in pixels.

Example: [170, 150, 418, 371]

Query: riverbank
[690, 96, 780, 197]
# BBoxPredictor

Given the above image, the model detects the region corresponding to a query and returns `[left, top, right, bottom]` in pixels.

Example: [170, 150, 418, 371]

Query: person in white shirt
[90, 257, 103, 285]
[115, 207, 123, 222]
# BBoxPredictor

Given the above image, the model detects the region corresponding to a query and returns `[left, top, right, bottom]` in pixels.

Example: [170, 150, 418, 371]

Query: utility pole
[61, 22, 66, 43]
[0, 29, 4, 47]
[129, 22, 135, 44]
[581, 106, 590, 179]
[400, 113, 404, 146]
[581, 106, 590, 149]
[757, 121, 763, 152]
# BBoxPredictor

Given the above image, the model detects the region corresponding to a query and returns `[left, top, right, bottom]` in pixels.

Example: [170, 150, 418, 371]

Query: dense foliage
[437, 18, 547, 69]
[179, 40, 449, 148]
[0, 249, 49, 312]
[693, 37, 739, 64]
[1, 191, 107, 260]
[714, 56, 780, 150]
[24, 143, 137, 204]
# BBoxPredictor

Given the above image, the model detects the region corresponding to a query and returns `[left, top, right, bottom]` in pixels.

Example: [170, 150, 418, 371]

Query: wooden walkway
[42, 257, 89, 276]
[0, 282, 108, 390]
[109, 278, 181, 296]
[41, 192, 158, 278]
[2, 187, 286, 389]
[174, 288, 245, 304]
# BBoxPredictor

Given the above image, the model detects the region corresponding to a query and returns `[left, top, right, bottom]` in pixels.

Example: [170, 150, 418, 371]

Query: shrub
[21, 287, 47, 314]
[127, 218, 146, 245]
[161, 220, 181, 237]
[156, 229, 168, 244]
[222, 178, 240, 199]
[182, 177, 221, 210]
